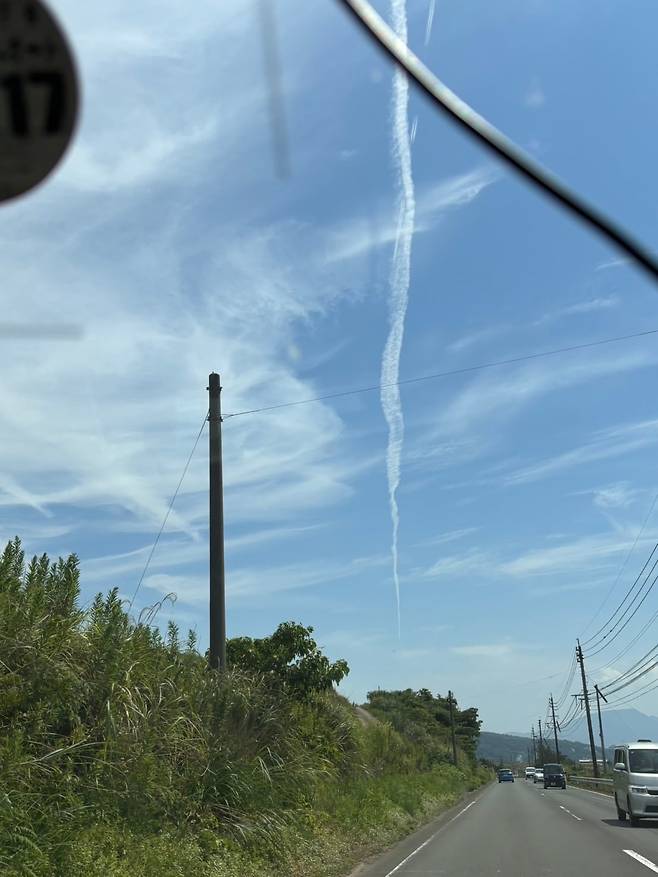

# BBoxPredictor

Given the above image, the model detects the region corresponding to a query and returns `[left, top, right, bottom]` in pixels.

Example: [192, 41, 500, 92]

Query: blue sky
[3, 0, 658, 734]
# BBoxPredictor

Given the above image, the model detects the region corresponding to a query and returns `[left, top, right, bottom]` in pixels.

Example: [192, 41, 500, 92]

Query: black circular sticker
[0, 0, 79, 203]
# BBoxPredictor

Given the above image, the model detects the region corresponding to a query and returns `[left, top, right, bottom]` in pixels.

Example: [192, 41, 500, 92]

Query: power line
[584, 555, 658, 658]
[555, 652, 578, 709]
[337, 0, 658, 285]
[599, 642, 658, 692]
[223, 328, 658, 419]
[605, 675, 658, 708]
[592, 605, 658, 676]
[582, 541, 658, 653]
[581, 493, 658, 644]
[605, 657, 658, 698]
[129, 411, 209, 611]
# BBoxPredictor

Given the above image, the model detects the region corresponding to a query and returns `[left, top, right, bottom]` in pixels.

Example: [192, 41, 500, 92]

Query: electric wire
[604, 676, 658, 708]
[129, 412, 209, 611]
[223, 328, 658, 419]
[591, 608, 658, 677]
[555, 652, 578, 709]
[599, 642, 658, 692]
[582, 544, 658, 655]
[337, 0, 658, 285]
[585, 561, 658, 658]
[580, 491, 658, 641]
[603, 653, 658, 697]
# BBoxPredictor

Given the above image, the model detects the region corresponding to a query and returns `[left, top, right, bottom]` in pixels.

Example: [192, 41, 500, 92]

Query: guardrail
[568, 775, 614, 792]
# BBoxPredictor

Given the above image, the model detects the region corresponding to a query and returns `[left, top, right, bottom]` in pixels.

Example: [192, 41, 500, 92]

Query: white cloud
[324, 165, 498, 264]
[437, 350, 658, 442]
[143, 553, 389, 605]
[534, 295, 620, 326]
[592, 483, 641, 510]
[499, 534, 630, 577]
[596, 258, 628, 271]
[447, 325, 508, 354]
[503, 419, 658, 486]
[421, 527, 480, 547]
[421, 549, 491, 579]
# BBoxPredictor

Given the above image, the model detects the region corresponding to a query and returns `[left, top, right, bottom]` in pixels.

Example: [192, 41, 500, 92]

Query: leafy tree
[226, 621, 349, 700]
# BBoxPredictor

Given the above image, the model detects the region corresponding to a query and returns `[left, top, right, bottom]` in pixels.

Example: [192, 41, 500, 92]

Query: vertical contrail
[382, 0, 415, 637]
[425, 0, 436, 45]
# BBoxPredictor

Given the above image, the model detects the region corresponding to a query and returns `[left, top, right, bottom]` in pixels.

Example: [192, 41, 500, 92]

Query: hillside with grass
[0, 538, 490, 876]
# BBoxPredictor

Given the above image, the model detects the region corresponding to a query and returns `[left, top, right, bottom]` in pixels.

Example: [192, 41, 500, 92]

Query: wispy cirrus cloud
[502, 419, 658, 486]
[323, 165, 498, 264]
[143, 552, 389, 605]
[534, 295, 620, 326]
[437, 349, 658, 441]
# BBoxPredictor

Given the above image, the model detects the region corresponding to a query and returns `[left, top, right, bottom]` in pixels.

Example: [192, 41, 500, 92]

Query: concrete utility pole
[595, 684, 608, 772]
[550, 694, 561, 763]
[538, 719, 544, 764]
[208, 373, 226, 671]
[576, 640, 599, 777]
[448, 691, 458, 766]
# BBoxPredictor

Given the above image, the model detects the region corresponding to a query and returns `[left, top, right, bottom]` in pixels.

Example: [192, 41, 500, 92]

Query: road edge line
[383, 799, 479, 876]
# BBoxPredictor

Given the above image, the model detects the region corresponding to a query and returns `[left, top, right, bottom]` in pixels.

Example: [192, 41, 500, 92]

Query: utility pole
[550, 694, 561, 763]
[448, 690, 458, 766]
[208, 373, 226, 671]
[576, 640, 599, 777]
[538, 719, 544, 764]
[595, 684, 608, 772]
[531, 726, 537, 765]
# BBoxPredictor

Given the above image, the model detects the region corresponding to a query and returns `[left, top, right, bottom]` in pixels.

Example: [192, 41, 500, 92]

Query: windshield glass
[629, 749, 658, 773]
[543, 764, 563, 773]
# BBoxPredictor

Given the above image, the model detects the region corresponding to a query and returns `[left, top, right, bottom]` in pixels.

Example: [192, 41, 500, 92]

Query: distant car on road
[525, 767, 536, 780]
[533, 769, 544, 784]
[613, 741, 658, 825]
[543, 763, 566, 789]
[498, 769, 514, 783]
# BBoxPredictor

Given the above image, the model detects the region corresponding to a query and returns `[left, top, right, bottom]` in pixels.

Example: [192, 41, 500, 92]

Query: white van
[613, 740, 658, 825]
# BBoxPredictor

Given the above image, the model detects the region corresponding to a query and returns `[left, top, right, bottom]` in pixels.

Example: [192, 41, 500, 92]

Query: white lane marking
[559, 804, 582, 821]
[570, 786, 613, 800]
[383, 800, 478, 876]
[624, 850, 658, 873]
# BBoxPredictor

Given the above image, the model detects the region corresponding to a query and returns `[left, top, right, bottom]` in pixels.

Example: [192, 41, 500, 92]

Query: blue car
[498, 769, 514, 783]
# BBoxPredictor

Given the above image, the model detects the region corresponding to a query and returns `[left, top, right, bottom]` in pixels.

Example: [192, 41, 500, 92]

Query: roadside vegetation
[0, 538, 490, 876]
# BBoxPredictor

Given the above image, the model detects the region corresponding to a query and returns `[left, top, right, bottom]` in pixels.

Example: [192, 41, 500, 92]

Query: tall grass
[0, 539, 489, 876]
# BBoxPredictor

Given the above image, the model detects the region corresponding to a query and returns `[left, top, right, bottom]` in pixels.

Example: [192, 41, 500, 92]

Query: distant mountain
[478, 731, 612, 765]
[562, 709, 658, 748]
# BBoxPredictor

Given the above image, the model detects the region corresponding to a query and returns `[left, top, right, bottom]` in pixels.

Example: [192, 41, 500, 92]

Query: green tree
[226, 621, 349, 700]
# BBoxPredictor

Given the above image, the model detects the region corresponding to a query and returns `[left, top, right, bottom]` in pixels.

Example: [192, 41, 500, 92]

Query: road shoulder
[347, 782, 491, 877]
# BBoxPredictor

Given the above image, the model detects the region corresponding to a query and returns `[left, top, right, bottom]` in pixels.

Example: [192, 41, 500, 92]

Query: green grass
[0, 538, 491, 876]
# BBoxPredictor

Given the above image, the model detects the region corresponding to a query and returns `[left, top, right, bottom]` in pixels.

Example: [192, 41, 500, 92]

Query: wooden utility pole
[550, 694, 561, 763]
[208, 373, 226, 671]
[538, 719, 544, 764]
[595, 684, 608, 772]
[531, 726, 537, 765]
[448, 690, 458, 766]
[576, 640, 599, 777]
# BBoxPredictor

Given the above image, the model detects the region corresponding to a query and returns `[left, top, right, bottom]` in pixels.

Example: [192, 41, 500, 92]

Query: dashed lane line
[623, 850, 658, 873]
[558, 804, 582, 821]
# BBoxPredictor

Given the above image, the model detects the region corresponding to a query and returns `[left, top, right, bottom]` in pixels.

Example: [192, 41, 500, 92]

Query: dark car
[498, 769, 514, 783]
[543, 763, 566, 789]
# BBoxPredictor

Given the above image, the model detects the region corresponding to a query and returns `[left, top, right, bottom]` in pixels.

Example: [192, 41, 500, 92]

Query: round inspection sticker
[0, 0, 79, 203]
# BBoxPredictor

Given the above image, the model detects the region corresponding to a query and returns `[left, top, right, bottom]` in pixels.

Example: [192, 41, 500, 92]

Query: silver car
[533, 769, 544, 784]
[614, 741, 658, 825]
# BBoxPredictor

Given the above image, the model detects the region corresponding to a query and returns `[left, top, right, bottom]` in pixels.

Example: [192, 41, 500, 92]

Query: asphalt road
[354, 778, 658, 876]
